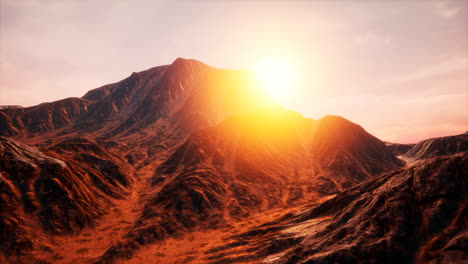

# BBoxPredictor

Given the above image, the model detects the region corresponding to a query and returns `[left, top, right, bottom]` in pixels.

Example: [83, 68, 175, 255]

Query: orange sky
[0, 0, 467, 143]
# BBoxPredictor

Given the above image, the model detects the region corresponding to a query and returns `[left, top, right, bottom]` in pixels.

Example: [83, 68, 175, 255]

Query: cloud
[435, 0, 460, 19]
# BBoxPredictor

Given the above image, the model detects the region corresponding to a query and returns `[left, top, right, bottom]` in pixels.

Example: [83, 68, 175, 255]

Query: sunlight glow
[254, 58, 295, 102]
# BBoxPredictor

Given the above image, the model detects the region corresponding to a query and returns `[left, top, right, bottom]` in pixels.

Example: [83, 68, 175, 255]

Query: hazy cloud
[435, 0, 460, 19]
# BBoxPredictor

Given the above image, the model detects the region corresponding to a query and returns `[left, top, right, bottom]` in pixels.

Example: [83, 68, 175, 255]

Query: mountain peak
[170, 57, 210, 70]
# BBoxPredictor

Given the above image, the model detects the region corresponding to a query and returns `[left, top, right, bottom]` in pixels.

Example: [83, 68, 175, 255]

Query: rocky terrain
[385, 142, 415, 156]
[403, 133, 467, 161]
[205, 152, 467, 264]
[0, 58, 466, 264]
[95, 111, 402, 263]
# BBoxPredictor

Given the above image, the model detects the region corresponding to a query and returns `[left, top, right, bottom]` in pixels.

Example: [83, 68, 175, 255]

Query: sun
[254, 58, 295, 101]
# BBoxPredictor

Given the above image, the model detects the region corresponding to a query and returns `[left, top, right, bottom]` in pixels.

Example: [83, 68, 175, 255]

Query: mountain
[385, 142, 415, 156]
[0, 98, 91, 137]
[403, 132, 468, 161]
[0, 58, 275, 146]
[0, 58, 465, 264]
[96, 111, 402, 263]
[0, 58, 279, 175]
[202, 152, 467, 264]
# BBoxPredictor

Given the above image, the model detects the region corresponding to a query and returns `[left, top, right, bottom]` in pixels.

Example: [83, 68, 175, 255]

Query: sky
[0, 0, 467, 143]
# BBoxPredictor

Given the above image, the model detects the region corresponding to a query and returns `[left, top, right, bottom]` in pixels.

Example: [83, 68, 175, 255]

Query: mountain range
[0, 58, 466, 264]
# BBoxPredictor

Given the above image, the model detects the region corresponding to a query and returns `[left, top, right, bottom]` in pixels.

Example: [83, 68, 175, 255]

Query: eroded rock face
[404, 133, 468, 161]
[0, 136, 133, 237]
[205, 152, 467, 264]
[0, 172, 33, 256]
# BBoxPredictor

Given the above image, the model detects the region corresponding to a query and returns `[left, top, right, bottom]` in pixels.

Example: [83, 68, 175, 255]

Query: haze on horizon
[0, 0, 467, 143]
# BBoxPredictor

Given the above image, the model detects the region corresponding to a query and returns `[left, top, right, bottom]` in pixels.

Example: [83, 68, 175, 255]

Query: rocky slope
[404, 132, 467, 161]
[0, 98, 92, 137]
[0, 136, 134, 262]
[0, 170, 34, 257]
[205, 152, 467, 264]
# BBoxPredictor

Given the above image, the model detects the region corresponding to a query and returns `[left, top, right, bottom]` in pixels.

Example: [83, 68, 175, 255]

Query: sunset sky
[0, 0, 467, 143]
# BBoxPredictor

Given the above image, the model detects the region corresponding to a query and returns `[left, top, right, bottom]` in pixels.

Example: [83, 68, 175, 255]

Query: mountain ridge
[0, 58, 466, 264]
